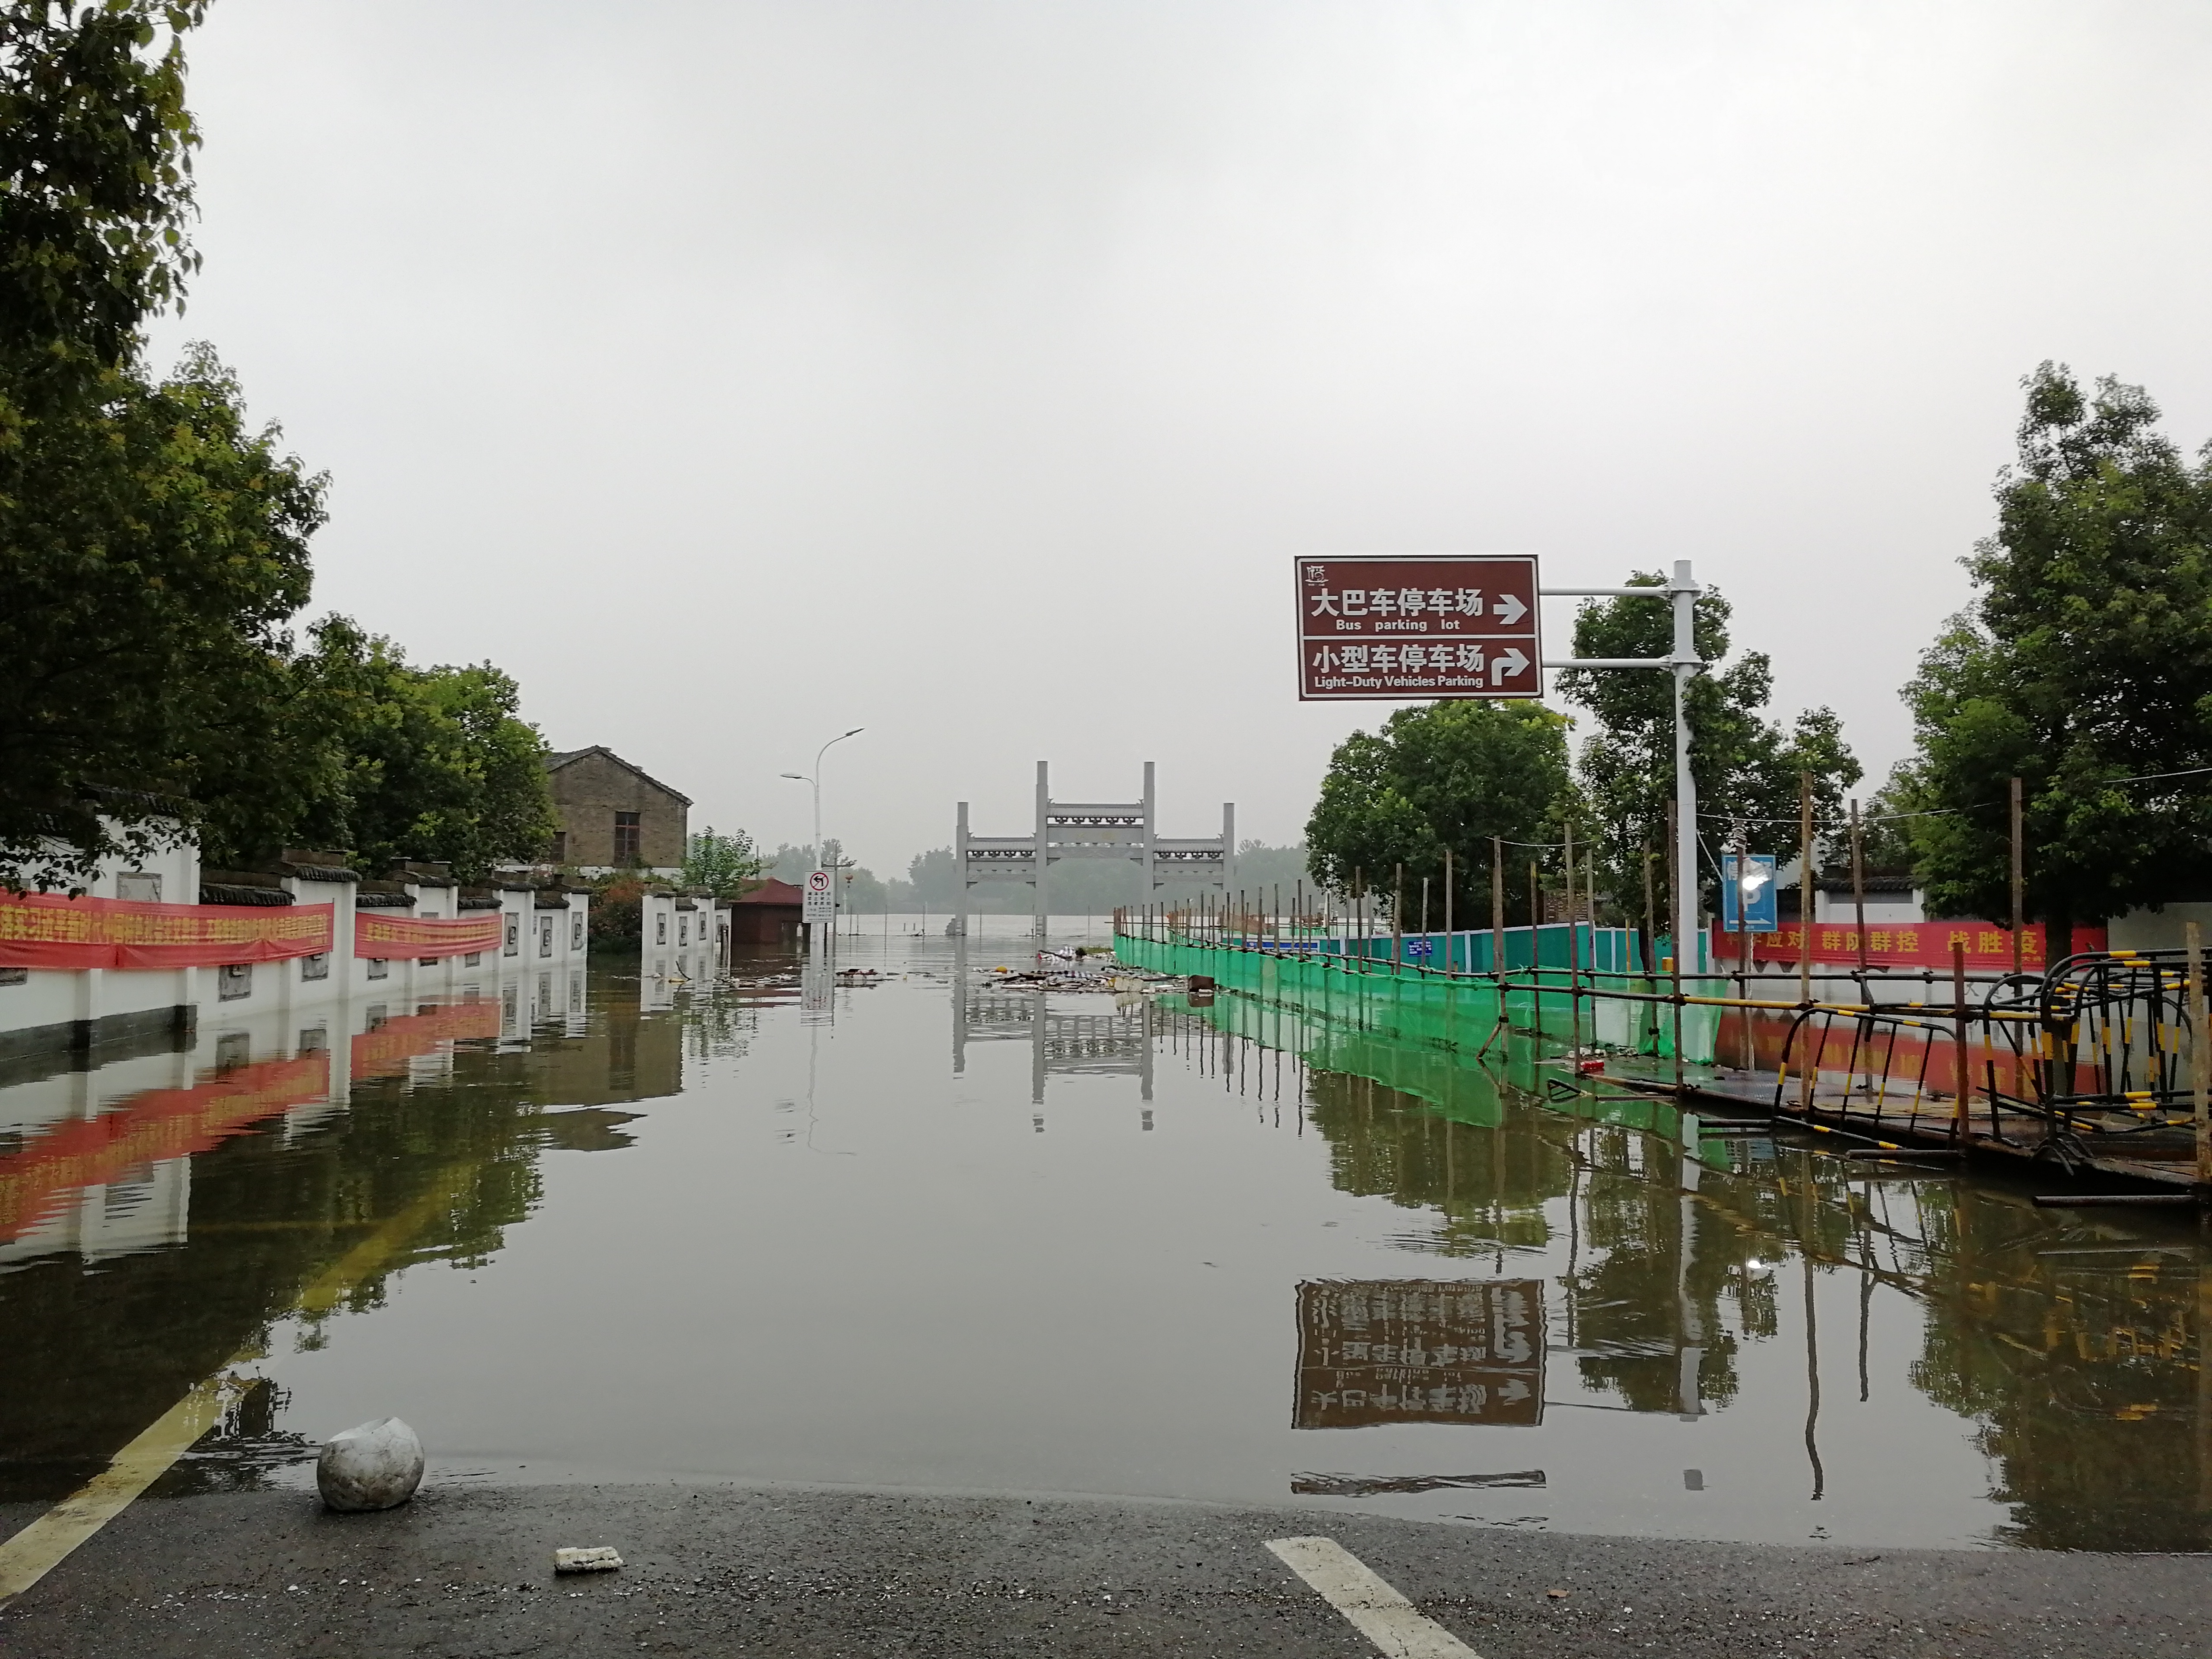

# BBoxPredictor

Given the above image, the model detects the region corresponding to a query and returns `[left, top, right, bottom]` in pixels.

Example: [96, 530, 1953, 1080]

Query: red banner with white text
[1711, 919, 2106, 973]
[353, 910, 504, 960]
[0, 892, 333, 971]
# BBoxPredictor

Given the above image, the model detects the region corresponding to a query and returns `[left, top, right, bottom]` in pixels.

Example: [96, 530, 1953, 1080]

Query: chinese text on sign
[1296, 556, 1542, 700]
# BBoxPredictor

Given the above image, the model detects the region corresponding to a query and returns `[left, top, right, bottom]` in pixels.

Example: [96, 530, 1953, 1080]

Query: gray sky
[149, 1, 2212, 875]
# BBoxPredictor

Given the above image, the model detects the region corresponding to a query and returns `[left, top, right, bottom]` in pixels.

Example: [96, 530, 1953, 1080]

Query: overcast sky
[146, 1, 2212, 875]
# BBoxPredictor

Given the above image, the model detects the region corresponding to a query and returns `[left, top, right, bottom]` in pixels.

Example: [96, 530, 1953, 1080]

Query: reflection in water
[1294, 1280, 1544, 1428]
[4, 935, 2210, 1550]
[1174, 972, 2212, 1550]
[0, 963, 704, 1502]
[951, 939, 1155, 1102]
[1292, 1469, 1547, 1495]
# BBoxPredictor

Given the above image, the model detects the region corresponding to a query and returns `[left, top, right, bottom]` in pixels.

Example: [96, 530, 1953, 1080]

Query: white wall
[0, 830, 202, 1047]
[2108, 903, 2212, 953]
[1814, 889, 1925, 923]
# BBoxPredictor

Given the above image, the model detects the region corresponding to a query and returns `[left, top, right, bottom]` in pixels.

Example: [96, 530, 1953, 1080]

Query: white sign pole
[1537, 559, 1705, 972]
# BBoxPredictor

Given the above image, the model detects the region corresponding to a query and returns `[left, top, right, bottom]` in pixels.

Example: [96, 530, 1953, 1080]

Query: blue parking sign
[1721, 853, 1778, 934]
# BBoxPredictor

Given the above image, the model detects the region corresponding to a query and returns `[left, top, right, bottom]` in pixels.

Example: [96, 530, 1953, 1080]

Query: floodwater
[3, 920, 2208, 1551]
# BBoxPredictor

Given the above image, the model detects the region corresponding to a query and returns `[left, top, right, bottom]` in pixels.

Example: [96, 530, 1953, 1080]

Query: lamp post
[780, 728, 864, 872]
[782, 728, 864, 949]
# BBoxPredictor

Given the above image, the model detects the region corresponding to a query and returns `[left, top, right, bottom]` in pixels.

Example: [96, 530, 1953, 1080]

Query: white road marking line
[1267, 1535, 1483, 1659]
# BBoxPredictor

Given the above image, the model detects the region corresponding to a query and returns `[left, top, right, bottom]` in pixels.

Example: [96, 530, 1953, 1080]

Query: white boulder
[316, 1417, 425, 1512]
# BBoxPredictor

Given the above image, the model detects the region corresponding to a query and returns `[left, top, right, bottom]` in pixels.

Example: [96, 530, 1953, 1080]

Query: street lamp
[780, 727, 864, 875]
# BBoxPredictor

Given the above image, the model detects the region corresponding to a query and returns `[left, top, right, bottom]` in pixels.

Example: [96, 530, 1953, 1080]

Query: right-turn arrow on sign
[1295, 555, 1543, 702]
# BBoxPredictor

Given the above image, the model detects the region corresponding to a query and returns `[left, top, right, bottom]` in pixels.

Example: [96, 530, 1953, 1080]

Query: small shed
[729, 878, 804, 946]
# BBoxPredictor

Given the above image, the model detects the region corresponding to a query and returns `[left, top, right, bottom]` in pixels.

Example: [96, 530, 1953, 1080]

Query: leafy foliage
[0, 1, 204, 388]
[0, 342, 326, 888]
[1304, 700, 1572, 918]
[1889, 364, 2212, 940]
[190, 619, 556, 883]
[590, 873, 647, 948]
[1554, 577, 1859, 923]
[0, 6, 560, 892]
[682, 827, 768, 899]
[292, 622, 552, 881]
[0, 5, 326, 889]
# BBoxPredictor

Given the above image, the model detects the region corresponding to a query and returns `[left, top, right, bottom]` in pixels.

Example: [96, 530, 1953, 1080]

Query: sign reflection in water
[1269, 990, 2212, 1550]
[1295, 1280, 1543, 1428]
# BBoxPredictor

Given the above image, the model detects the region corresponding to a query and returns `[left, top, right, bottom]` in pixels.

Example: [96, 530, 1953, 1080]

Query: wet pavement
[4, 918, 2212, 1608]
[6, 1481, 2210, 1658]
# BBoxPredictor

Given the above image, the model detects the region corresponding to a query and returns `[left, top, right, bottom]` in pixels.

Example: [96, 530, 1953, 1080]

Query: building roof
[1815, 873, 1918, 893]
[545, 745, 693, 807]
[734, 877, 804, 907]
[200, 882, 292, 907]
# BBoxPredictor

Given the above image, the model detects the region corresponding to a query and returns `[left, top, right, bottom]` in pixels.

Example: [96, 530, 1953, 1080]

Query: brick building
[546, 747, 691, 873]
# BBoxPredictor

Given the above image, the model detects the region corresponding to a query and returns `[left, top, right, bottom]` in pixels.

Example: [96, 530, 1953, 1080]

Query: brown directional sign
[1294, 1279, 1545, 1429]
[1296, 555, 1541, 700]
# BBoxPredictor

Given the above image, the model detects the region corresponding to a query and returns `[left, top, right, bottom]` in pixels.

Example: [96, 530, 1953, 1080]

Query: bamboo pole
[1641, 840, 1655, 973]
[1585, 844, 1598, 967]
[1443, 847, 1455, 976]
[1800, 771, 1815, 1111]
[2191, 921, 2209, 1187]
[1850, 799, 1867, 976]
[1951, 940, 1972, 1142]
[1565, 821, 1580, 1056]
[2010, 775, 2025, 977]
[1735, 825, 1752, 1072]
[1641, 837, 1658, 1050]
[1491, 836, 1505, 985]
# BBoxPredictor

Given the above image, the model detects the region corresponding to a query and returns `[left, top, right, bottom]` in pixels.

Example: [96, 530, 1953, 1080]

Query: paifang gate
[1296, 554, 1542, 700]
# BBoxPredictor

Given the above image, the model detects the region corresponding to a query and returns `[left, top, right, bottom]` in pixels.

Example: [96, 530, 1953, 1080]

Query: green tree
[682, 827, 767, 899]
[200, 619, 555, 881]
[1892, 364, 2212, 948]
[1555, 578, 1859, 926]
[905, 845, 960, 909]
[1304, 700, 1572, 918]
[1, 338, 327, 887]
[1, 1, 203, 390]
[0, 4, 336, 890]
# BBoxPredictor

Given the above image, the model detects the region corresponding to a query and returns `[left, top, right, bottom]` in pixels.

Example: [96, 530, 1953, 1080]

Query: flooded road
[3, 923, 2207, 1552]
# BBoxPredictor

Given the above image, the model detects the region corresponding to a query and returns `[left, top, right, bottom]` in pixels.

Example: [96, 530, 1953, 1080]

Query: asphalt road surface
[3, 1483, 2208, 1657]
